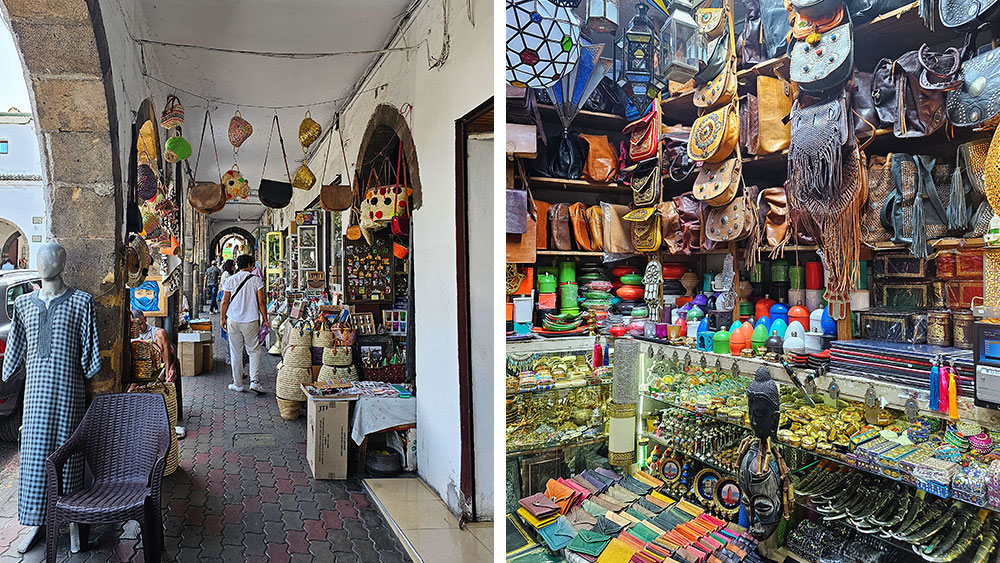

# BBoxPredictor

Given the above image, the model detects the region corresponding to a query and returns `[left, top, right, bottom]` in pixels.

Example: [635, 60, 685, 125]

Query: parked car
[0, 270, 40, 441]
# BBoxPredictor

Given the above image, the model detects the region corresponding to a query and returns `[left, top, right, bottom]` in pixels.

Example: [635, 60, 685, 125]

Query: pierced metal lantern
[658, 0, 702, 82]
[587, 0, 620, 34]
[617, 2, 661, 112]
[506, 0, 582, 88]
[552, 0, 583, 5]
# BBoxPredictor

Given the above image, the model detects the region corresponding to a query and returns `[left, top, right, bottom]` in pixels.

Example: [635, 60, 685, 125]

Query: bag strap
[230, 272, 254, 300]
[261, 114, 293, 184]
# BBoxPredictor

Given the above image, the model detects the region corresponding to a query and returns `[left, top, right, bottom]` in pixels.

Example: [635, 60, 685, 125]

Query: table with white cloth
[350, 395, 416, 445]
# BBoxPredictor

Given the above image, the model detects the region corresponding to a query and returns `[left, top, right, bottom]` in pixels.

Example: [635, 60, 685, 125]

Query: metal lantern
[506, 0, 583, 88]
[552, 0, 583, 5]
[658, 0, 702, 82]
[617, 2, 661, 112]
[587, 0, 620, 34]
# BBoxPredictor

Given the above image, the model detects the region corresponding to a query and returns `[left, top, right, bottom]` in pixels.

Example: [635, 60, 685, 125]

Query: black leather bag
[738, 0, 764, 67]
[259, 179, 292, 209]
[547, 131, 583, 180]
[851, 72, 879, 148]
[938, 0, 1000, 30]
[946, 34, 1000, 128]
[583, 77, 626, 115]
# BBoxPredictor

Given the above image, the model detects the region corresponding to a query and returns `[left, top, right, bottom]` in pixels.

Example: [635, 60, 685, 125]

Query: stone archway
[0, 218, 26, 267]
[355, 104, 422, 210]
[208, 226, 256, 263]
[1, 0, 125, 392]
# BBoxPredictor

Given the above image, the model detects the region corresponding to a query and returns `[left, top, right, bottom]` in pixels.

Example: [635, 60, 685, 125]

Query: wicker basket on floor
[318, 364, 358, 382]
[276, 365, 312, 401]
[312, 328, 334, 348]
[282, 345, 313, 369]
[322, 345, 352, 367]
[128, 382, 179, 475]
[276, 398, 301, 420]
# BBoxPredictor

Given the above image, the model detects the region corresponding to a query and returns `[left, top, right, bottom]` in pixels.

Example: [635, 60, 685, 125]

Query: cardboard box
[306, 396, 349, 480]
[178, 331, 213, 342]
[200, 342, 214, 372]
[179, 341, 203, 376]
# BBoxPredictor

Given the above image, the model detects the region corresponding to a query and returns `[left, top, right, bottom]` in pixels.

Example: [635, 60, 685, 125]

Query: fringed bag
[788, 92, 850, 205]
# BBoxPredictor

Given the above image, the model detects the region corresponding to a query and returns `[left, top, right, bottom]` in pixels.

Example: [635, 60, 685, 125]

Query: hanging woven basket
[228, 110, 253, 150]
[292, 164, 316, 190]
[319, 364, 358, 382]
[160, 94, 184, 129]
[126, 233, 151, 288]
[298, 111, 321, 149]
[137, 163, 158, 201]
[222, 165, 249, 200]
[164, 131, 192, 163]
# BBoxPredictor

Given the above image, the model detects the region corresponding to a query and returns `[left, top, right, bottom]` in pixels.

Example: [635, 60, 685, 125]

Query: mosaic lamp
[587, 0, 620, 33]
[506, 0, 582, 88]
[658, 0, 703, 82]
[616, 2, 661, 112]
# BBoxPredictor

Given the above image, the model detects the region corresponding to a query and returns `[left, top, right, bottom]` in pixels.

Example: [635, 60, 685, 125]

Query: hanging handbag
[739, 0, 764, 67]
[884, 153, 950, 258]
[506, 185, 537, 263]
[164, 130, 192, 163]
[600, 203, 634, 255]
[759, 186, 791, 249]
[788, 92, 851, 205]
[705, 191, 755, 242]
[320, 129, 354, 212]
[257, 114, 294, 209]
[938, 0, 1000, 30]
[187, 109, 226, 214]
[862, 154, 896, 244]
[657, 200, 683, 254]
[586, 205, 604, 251]
[578, 134, 618, 184]
[851, 71, 880, 149]
[390, 145, 412, 238]
[695, 25, 732, 86]
[754, 74, 794, 154]
[946, 35, 1000, 129]
[547, 131, 584, 179]
[697, 0, 729, 40]
[160, 94, 184, 129]
[789, 4, 845, 39]
[622, 104, 659, 162]
[694, 57, 737, 110]
[948, 139, 994, 235]
[741, 93, 760, 155]
[221, 165, 249, 200]
[628, 162, 660, 207]
[675, 193, 703, 254]
[507, 190, 529, 234]
[548, 203, 572, 250]
[789, 18, 853, 95]
[569, 202, 593, 251]
[228, 110, 252, 152]
[876, 46, 959, 138]
[694, 152, 741, 206]
[688, 100, 739, 163]
[623, 207, 662, 253]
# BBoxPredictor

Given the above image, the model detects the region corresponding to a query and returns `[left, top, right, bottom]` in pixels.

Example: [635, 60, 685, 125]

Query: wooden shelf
[536, 250, 604, 257]
[537, 105, 627, 130]
[865, 237, 985, 251]
[527, 176, 628, 195]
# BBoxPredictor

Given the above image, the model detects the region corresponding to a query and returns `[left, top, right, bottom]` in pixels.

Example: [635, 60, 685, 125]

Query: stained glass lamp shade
[616, 2, 661, 113]
[547, 40, 615, 129]
[587, 0, 620, 34]
[507, 0, 583, 88]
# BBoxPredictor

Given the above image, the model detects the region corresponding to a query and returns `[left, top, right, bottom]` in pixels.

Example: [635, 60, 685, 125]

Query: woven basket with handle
[128, 382, 179, 475]
[283, 345, 313, 369]
[312, 328, 334, 348]
[322, 345, 352, 367]
[319, 364, 358, 382]
[288, 324, 312, 347]
[277, 399, 301, 420]
[276, 365, 312, 401]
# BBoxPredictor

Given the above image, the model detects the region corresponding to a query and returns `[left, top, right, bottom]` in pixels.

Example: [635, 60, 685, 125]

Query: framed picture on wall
[299, 225, 317, 248]
[301, 248, 317, 270]
[266, 232, 283, 269]
[130, 275, 167, 317]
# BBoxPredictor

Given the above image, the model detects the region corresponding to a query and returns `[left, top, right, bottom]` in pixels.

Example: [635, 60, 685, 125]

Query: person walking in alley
[220, 254, 268, 393]
[204, 260, 222, 314]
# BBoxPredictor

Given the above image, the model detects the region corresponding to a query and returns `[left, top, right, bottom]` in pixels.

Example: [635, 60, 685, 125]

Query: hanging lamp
[506, 0, 583, 88]
[616, 2, 661, 113]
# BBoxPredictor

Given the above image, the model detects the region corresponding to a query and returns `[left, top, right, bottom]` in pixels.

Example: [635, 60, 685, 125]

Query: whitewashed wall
[264, 0, 493, 517]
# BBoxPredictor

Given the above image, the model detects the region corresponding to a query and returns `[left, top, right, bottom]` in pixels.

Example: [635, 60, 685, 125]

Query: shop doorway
[208, 227, 256, 264]
[456, 99, 494, 520]
[0, 219, 26, 269]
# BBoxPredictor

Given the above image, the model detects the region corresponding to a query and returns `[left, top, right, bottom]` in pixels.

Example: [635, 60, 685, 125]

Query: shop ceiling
[120, 0, 419, 223]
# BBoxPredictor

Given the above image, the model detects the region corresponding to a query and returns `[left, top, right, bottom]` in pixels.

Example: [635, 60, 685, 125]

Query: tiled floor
[365, 478, 493, 562]
[0, 313, 412, 562]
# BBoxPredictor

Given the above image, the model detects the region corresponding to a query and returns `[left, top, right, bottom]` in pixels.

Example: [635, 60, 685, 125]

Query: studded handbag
[948, 139, 995, 236]
[705, 190, 755, 242]
[946, 37, 1000, 129]
[788, 18, 853, 95]
[938, 0, 1000, 30]
[694, 153, 741, 206]
[688, 100, 739, 163]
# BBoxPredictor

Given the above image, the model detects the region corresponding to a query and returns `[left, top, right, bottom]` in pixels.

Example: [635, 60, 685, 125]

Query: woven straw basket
[276, 365, 312, 401]
[129, 382, 179, 475]
[283, 345, 313, 369]
[319, 364, 359, 382]
[322, 345, 352, 367]
[288, 325, 312, 347]
[277, 399, 301, 420]
[312, 328, 334, 348]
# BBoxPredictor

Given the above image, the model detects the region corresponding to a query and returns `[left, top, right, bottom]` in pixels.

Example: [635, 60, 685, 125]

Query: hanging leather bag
[622, 104, 660, 162]
[938, 0, 1000, 30]
[657, 200, 683, 254]
[755, 74, 794, 154]
[874, 46, 960, 138]
[884, 153, 950, 258]
[694, 152, 742, 206]
[578, 134, 618, 183]
[187, 109, 226, 214]
[258, 114, 294, 209]
[738, 0, 764, 67]
[851, 71, 880, 148]
[547, 131, 584, 179]
[569, 202, 593, 251]
[600, 203, 634, 255]
[862, 154, 896, 244]
[320, 128, 355, 212]
[705, 191, 755, 242]
[948, 139, 994, 235]
[694, 27, 732, 87]
[789, 17, 853, 95]
[788, 92, 851, 205]
[758, 186, 791, 248]
[622, 207, 662, 253]
[688, 100, 739, 163]
[946, 33, 1000, 129]
[548, 203, 572, 250]
[506, 189, 537, 263]
[675, 193, 703, 254]
[628, 162, 660, 207]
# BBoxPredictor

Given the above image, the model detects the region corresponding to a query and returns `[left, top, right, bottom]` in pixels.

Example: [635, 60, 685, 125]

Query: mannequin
[2, 242, 100, 553]
[736, 366, 793, 540]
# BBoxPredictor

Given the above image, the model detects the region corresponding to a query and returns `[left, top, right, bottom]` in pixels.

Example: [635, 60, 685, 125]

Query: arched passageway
[208, 226, 256, 263]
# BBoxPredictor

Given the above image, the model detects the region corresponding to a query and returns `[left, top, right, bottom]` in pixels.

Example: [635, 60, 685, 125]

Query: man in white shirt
[219, 254, 268, 393]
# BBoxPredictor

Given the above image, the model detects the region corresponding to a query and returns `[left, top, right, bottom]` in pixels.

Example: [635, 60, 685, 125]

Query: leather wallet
[593, 515, 625, 536]
[566, 506, 598, 531]
[518, 492, 560, 519]
[597, 537, 639, 563]
[516, 506, 558, 529]
[546, 478, 581, 515]
[567, 529, 612, 557]
[537, 516, 577, 552]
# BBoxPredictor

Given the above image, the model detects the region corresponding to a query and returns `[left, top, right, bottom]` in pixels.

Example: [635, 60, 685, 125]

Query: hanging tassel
[929, 362, 939, 411]
[594, 338, 604, 369]
[948, 367, 959, 420]
[939, 365, 950, 414]
[947, 164, 968, 231]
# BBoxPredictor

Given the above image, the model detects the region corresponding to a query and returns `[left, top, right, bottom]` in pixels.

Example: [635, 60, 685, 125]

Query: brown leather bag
[188, 181, 226, 214]
[506, 198, 537, 263]
[569, 202, 592, 251]
[601, 203, 634, 255]
[688, 101, 739, 163]
[694, 156, 741, 206]
[535, 200, 551, 250]
[320, 184, 353, 212]
[579, 134, 618, 184]
[548, 203, 572, 250]
[657, 200, 682, 254]
[705, 191, 755, 242]
[740, 93, 760, 155]
[674, 193, 702, 255]
[759, 186, 790, 248]
[586, 205, 604, 251]
[755, 75, 793, 154]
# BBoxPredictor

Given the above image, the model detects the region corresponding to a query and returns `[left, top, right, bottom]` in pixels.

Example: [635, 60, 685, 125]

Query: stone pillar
[2, 0, 125, 393]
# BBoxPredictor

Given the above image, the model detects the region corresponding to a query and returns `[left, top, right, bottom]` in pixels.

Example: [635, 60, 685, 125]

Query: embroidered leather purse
[622, 105, 660, 162]
[789, 19, 853, 95]
[628, 162, 660, 207]
[697, 0, 729, 39]
[694, 154, 741, 206]
[688, 101, 739, 163]
[623, 207, 662, 253]
[579, 134, 619, 183]
[946, 38, 1000, 129]
[705, 191, 755, 242]
[569, 202, 593, 251]
[586, 205, 605, 251]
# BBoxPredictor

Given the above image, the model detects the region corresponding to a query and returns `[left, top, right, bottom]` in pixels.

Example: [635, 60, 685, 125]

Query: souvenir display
[343, 235, 394, 304]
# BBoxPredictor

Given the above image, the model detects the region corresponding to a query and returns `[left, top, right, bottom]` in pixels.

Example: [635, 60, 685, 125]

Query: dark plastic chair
[44, 393, 170, 563]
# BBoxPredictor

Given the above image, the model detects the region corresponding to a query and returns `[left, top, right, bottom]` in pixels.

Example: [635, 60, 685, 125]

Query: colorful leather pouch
[567, 530, 612, 556]
[569, 202, 593, 251]
[546, 478, 579, 514]
[537, 516, 577, 551]
[694, 156, 741, 206]
[688, 101, 739, 163]
[516, 506, 558, 529]
[623, 105, 659, 162]
[788, 19, 853, 95]
[565, 507, 598, 531]
[519, 492, 560, 519]
[623, 207, 662, 253]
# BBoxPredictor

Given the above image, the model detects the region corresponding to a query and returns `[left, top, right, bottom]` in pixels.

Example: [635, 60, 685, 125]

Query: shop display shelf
[506, 380, 611, 396]
[527, 176, 627, 195]
[535, 250, 606, 257]
[505, 435, 607, 458]
[537, 105, 627, 130]
[791, 495, 936, 556]
[506, 335, 596, 355]
[641, 431, 737, 478]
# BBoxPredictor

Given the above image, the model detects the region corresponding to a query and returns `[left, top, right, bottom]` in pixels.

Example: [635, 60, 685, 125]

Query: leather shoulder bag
[320, 129, 355, 212]
[187, 108, 227, 214]
[674, 193, 703, 254]
[755, 74, 794, 154]
[656, 200, 683, 254]
[548, 203, 572, 250]
[547, 131, 583, 179]
[258, 114, 294, 209]
[938, 0, 1000, 30]
[758, 186, 791, 250]
[628, 161, 660, 207]
[688, 100, 739, 163]
[586, 205, 605, 251]
[601, 203, 635, 255]
[705, 190, 756, 242]
[884, 46, 960, 138]
[569, 202, 593, 251]
[788, 92, 851, 205]
[946, 34, 1000, 129]
[623, 207, 663, 253]
[694, 152, 742, 206]
[862, 153, 895, 244]
[694, 26, 733, 87]
[738, 0, 764, 67]
[788, 17, 853, 95]
[622, 105, 660, 162]
[948, 138, 994, 235]
[578, 134, 619, 183]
